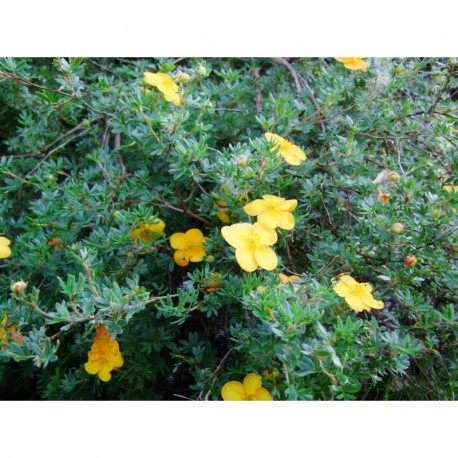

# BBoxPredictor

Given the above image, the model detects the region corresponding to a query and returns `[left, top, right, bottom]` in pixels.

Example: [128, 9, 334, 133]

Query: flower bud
[234, 154, 249, 166]
[391, 223, 405, 234]
[389, 171, 400, 181]
[11, 280, 27, 295]
[197, 65, 207, 77]
[176, 72, 190, 83]
[431, 208, 441, 219]
[205, 255, 215, 263]
[405, 255, 418, 266]
[405, 192, 413, 202]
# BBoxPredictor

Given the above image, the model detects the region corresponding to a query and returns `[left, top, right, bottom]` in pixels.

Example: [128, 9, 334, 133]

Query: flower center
[242, 233, 261, 249]
[350, 284, 366, 297]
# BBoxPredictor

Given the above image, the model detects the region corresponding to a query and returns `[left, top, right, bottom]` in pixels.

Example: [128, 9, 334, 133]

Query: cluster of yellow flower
[84, 326, 124, 382]
[222, 194, 298, 272]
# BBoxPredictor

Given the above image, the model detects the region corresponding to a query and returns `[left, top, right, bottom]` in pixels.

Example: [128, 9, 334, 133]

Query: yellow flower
[131, 219, 166, 243]
[84, 326, 124, 382]
[333, 275, 384, 312]
[443, 185, 458, 193]
[0, 315, 23, 347]
[215, 199, 231, 224]
[334, 58, 367, 72]
[0, 237, 11, 259]
[221, 222, 278, 272]
[222, 373, 273, 401]
[170, 228, 207, 267]
[244, 194, 297, 230]
[264, 133, 306, 166]
[143, 71, 182, 106]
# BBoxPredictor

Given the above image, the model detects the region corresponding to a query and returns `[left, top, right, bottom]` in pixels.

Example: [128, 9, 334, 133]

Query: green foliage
[0, 57, 456, 400]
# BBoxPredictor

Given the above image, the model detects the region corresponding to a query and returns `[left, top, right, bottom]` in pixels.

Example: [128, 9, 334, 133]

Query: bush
[0, 57, 456, 400]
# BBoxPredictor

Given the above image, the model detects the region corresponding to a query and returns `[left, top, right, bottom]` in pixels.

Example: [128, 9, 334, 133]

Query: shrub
[0, 57, 456, 400]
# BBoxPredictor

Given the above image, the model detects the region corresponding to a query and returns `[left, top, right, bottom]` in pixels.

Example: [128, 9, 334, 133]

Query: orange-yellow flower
[0, 237, 11, 259]
[84, 326, 124, 382]
[244, 194, 298, 230]
[443, 185, 458, 193]
[170, 228, 207, 267]
[0, 315, 23, 347]
[264, 133, 306, 166]
[377, 189, 390, 205]
[333, 275, 384, 313]
[143, 72, 182, 106]
[48, 237, 62, 250]
[205, 272, 223, 292]
[221, 222, 278, 272]
[222, 373, 273, 401]
[335, 58, 367, 72]
[131, 219, 166, 243]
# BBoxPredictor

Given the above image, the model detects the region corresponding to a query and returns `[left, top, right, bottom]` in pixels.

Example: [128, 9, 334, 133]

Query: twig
[272, 57, 302, 92]
[197, 347, 235, 400]
[0, 70, 72, 97]
[115, 132, 127, 181]
[26, 129, 89, 177]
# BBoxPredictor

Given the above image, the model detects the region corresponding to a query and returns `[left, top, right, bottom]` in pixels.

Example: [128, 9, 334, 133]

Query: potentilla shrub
[0, 57, 456, 400]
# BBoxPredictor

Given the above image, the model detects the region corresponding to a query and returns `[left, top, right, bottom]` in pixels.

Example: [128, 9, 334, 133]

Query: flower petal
[333, 275, 358, 297]
[243, 373, 263, 396]
[189, 247, 206, 262]
[144, 71, 170, 87]
[0, 244, 12, 258]
[253, 387, 273, 401]
[264, 132, 285, 151]
[258, 209, 283, 228]
[98, 365, 113, 382]
[262, 195, 284, 204]
[254, 245, 278, 270]
[277, 212, 295, 230]
[361, 293, 384, 310]
[253, 222, 277, 245]
[360, 282, 373, 294]
[235, 247, 258, 272]
[344, 294, 367, 312]
[174, 250, 190, 267]
[289, 144, 306, 161]
[222, 381, 246, 401]
[243, 199, 269, 216]
[281, 150, 303, 166]
[278, 199, 298, 212]
[170, 232, 187, 249]
[221, 223, 252, 248]
[84, 360, 102, 375]
[186, 228, 205, 246]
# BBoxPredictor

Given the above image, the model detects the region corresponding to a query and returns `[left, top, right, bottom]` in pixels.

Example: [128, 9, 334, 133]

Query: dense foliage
[0, 57, 456, 400]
